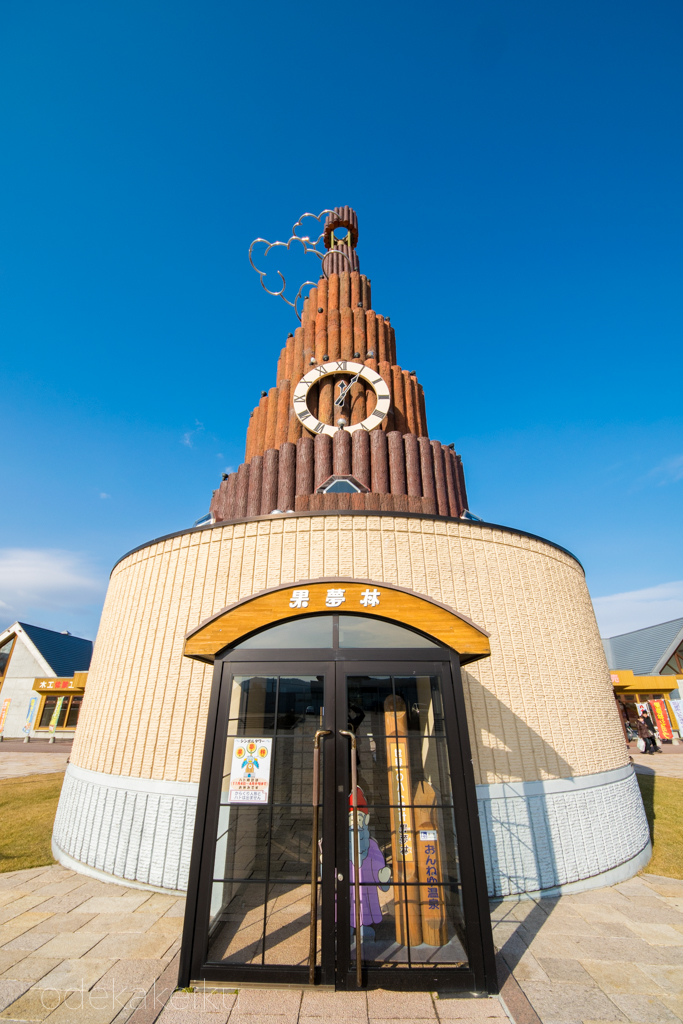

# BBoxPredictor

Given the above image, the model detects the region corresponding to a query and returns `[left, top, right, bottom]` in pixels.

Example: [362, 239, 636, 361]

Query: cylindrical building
[53, 207, 649, 994]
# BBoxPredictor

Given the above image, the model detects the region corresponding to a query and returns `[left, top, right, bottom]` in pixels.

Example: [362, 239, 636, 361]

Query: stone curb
[496, 953, 541, 1024]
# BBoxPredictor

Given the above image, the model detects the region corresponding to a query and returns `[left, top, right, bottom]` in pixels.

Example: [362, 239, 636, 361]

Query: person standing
[637, 715, 656, 755]
[645, 710, 663, 752]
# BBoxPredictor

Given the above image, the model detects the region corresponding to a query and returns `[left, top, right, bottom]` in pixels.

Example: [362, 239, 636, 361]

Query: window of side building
[36, 694, 84, 731]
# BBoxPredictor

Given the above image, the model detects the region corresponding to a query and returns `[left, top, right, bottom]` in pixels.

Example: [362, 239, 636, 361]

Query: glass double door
[183, 655, 495, 992]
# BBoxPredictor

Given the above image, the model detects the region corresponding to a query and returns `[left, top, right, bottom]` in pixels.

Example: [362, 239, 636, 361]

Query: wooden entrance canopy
[184, 578, 491, 664]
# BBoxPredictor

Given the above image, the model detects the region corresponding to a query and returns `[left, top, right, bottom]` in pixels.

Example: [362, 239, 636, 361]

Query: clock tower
[54, 202, 648, 975]
[210, 206, 469, 521]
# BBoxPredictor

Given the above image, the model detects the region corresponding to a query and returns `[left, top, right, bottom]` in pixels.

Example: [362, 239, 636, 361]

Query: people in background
[637, 715, 658, 755]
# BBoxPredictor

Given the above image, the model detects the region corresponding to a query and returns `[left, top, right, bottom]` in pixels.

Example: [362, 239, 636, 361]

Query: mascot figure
[349, 786, 391, 940]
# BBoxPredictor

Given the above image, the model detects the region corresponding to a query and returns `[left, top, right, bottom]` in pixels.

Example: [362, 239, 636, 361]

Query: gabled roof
[653, 624, 683, 675]
[17, 623, 93, 677]
[603, 617, 683, 676]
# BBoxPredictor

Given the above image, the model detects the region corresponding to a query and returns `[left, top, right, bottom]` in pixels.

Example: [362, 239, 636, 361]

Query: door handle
[339, 729, 362, 988]
[309, 729, 330, 985]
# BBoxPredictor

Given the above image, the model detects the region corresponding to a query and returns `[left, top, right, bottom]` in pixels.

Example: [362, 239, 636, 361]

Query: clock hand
[334, 370, 362, 407]
[334, 385, 348, 407]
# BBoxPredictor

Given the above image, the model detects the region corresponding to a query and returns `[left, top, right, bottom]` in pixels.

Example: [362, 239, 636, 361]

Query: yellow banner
[48, 696, 66, 733]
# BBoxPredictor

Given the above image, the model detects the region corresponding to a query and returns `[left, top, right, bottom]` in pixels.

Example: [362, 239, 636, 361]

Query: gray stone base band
[53, 761, 651, 898]
[50, 838, 188, 897]
[52, 762, 198, 893]
[477, 764, 651, 897]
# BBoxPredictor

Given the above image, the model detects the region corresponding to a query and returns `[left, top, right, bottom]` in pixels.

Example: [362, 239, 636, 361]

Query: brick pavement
[630, 753, 683, 780]
[0, 865, 183, 1023]
[3, 864, 683, 1022]
[494, 873, 683, 1024]
[0, 755, 70, 779]
[154, 987, 509, 1024]
[0, 741, 72, 754]
[0, 865, 508, 1024]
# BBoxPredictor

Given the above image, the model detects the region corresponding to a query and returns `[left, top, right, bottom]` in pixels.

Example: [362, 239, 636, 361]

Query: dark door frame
[179, 642, 497, 994]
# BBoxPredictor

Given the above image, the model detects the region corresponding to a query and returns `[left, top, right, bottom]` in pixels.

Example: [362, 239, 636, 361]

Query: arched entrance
[179, 582, 496, 993]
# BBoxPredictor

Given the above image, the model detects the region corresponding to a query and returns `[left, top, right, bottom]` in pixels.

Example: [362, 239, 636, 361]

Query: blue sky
[1, 0, 681, 640]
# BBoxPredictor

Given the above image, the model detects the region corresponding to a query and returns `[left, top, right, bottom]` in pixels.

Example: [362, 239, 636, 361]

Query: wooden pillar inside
[384, 695, 422, 947]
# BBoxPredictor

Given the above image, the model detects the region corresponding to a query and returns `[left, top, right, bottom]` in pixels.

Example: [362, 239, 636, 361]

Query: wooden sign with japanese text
[414, 781, 448, 946]
[185, 580, 491, 662]
[384, 694, 422, 947]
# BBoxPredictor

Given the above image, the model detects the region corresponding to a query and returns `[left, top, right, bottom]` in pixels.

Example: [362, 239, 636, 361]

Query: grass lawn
[0, 772, 64, 873]
[637, 773, 683, 879]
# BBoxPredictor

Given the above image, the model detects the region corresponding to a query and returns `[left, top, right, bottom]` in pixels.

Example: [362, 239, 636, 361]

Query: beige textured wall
[72, 515, 627, 786]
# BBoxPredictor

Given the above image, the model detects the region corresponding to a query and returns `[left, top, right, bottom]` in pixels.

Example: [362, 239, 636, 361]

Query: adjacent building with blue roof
[0, 621, 92, 740]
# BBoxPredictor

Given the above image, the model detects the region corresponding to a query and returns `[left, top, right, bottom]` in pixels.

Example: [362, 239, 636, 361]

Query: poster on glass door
[228, 739, 272, 803]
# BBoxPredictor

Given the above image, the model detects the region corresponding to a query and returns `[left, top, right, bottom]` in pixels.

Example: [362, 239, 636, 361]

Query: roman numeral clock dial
[291, 361, 391, 437]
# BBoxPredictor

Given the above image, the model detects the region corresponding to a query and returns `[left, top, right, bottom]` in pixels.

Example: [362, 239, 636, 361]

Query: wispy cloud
[181, 420, 205, 448]
[99, 492, 111, 499]
[648, 454, 683, 485]
[594, 580, 683, 637]
[0, 549, 105, 636]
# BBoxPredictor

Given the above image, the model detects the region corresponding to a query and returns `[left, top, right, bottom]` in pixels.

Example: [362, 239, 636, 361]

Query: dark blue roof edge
[17, 622, 93, 676]
[16, 622, 92, 644]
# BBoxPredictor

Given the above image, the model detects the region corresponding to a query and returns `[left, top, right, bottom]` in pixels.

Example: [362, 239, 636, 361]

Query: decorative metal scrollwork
[248, 209, 353, 321]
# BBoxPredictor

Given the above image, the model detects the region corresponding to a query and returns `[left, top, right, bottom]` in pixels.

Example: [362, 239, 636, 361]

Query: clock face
[292, 361, 391, 437]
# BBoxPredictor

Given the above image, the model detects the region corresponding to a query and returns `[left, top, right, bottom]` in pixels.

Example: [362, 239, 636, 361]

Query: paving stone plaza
[1, 859, 683, 1022]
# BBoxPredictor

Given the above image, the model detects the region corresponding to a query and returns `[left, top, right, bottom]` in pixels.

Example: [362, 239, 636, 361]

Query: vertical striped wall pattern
[53, 761, 649, 897]
[69, 515, 627, 785]
[476, 767, 650, 897]
[53, 763, 196, 893]
[53, 512, 640, 895]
